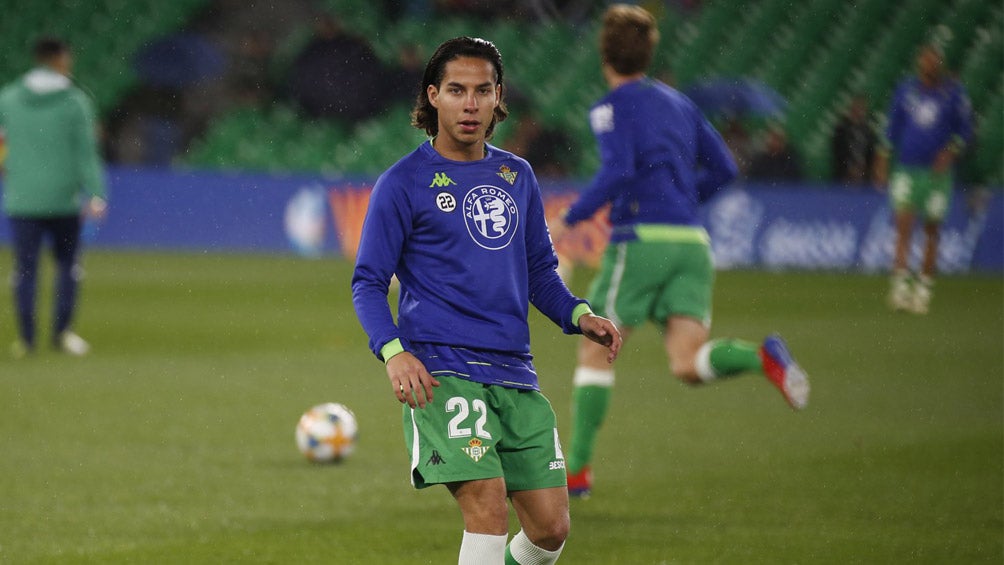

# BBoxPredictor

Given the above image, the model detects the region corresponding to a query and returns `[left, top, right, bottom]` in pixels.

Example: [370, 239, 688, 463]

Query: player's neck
[918, 73, 942, 88]
[604, 68, 646, 90]
[431, 136, 487, 162]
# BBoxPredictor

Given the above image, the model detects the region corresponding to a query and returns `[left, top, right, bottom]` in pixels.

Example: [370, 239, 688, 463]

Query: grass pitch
[0, 250, 1000, 564]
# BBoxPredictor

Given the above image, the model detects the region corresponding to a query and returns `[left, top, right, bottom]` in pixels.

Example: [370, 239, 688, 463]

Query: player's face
[916, 47, 942, 83]
[49, 51, 73, 76]
[428, 56, 500, 160]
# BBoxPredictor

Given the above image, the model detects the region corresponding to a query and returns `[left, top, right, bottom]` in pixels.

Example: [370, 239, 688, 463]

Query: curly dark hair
[410, 36, 508, 140]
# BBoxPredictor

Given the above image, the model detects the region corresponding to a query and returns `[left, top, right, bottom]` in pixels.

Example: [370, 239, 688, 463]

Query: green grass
[1, 250, 1001, 564]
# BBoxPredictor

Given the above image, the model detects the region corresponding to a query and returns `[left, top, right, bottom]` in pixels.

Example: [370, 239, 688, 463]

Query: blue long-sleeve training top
[884, 76, 973, 167]
[564, 77, 738, 241]
[351, 141, 586, 390]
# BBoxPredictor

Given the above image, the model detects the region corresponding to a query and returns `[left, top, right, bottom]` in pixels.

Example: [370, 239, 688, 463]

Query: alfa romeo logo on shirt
[463, 185, 518, 250]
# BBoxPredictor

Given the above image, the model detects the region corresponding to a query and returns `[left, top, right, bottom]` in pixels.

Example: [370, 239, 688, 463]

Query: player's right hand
[386, 351, 440, 409]
[579, 313, 623, 364]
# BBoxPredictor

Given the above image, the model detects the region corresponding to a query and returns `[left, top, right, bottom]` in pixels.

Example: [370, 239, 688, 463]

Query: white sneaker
[58, 331, 91, 356]
[11, 339, 32, 360]
[911, 276, 932, 315]
[887, 271, 912, 312]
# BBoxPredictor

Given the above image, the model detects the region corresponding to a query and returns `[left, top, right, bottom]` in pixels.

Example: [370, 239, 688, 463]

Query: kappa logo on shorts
[463, 185, 519, 250]
[427, 450, 446, 466]
[462, 438, 491, 462]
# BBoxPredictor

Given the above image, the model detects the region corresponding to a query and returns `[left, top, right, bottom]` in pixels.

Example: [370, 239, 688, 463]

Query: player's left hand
[84, 196, 108, 221]
[579, 313, 622, 364]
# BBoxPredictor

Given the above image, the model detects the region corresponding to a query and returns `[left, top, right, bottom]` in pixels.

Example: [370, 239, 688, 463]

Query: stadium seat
[0, 0, 210, 114]
[713, 0, 797, 79]
[672, 2, 745, 85]
[173, 1, 1002, 186]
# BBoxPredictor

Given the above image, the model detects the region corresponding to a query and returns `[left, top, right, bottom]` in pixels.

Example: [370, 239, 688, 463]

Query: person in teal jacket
[0, 37, 108, 358]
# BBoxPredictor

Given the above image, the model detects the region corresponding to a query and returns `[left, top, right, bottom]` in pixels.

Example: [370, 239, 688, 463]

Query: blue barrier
[0, 168, 1000, 272]
[702, 183, 1003, 274]
[0, 168, 350, 254]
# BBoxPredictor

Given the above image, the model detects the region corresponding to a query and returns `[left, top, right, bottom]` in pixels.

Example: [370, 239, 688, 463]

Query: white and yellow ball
[295, 403, 358, 463]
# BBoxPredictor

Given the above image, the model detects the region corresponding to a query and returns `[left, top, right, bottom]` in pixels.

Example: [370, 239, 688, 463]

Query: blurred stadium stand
[1, 0, 1000, 185]
[0, 0, 208, 114]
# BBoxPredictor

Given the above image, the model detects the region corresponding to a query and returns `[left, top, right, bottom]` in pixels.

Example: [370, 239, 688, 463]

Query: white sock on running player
[695, 340, 717, 382]
[459, 531, 507, 565]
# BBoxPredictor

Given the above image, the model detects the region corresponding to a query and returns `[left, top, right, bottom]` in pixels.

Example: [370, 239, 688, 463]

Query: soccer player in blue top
[351, 37, 622, 565]
[549, 5, 810, 498]
[873, 41, 972, 314]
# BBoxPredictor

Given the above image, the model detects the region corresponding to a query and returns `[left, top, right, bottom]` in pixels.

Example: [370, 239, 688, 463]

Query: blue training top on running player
[884, 76, 972, 167]
[351, 141, 587, 390]
[564, 77, 737, 242]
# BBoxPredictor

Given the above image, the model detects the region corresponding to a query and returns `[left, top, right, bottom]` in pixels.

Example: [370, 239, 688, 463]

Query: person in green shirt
[0, 37, 108, 357]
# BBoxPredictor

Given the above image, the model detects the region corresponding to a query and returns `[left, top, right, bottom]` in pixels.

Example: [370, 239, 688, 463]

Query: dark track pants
[8, 215, 82, 348]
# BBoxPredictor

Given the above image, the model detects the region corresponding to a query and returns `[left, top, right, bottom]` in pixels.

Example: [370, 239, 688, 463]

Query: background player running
[549, 5, 810, 498]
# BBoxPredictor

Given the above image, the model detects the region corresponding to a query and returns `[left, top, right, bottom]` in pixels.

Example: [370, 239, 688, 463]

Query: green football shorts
[587, 226, 714, 328]
[889, 165, 952, 222]
[403, 376, 567, 491]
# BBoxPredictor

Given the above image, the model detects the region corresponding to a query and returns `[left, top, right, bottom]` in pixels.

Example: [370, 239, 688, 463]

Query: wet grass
[1, 250, 1000, 563]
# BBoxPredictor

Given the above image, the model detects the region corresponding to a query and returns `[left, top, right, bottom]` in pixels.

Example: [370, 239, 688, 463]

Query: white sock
[695, 340, 718, 383]
[459, 531, 507, 565]
[572, 366, 615, 387]
[506, 529, 564, 565]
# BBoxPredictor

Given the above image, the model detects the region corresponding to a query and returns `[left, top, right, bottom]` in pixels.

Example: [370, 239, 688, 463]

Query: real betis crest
[497, 165, 517, 185]
[462, 438, 491, 462]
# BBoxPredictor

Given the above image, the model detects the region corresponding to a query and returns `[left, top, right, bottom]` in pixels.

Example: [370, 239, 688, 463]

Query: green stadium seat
[714, 0, 797, 78]
[172, 1, 1001, 185]
[673, 2, 746, 85]
[942, 0, 995, 69]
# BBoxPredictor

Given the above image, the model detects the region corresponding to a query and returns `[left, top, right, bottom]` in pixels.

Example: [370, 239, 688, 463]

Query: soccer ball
[295, 403, 358, 463]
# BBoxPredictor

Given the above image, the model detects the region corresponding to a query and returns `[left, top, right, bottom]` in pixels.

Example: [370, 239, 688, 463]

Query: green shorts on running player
[404, 376, 567, 491]
[587, 225, 714, 326]
[566, 224, 809, 496]
[889, 165, 952, 222]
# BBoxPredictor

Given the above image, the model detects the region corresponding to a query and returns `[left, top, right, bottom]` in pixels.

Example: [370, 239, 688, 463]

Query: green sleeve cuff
[380, 338, 405, 363]
[572, 303, 593, 328]
[949, 135, 966, 153]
